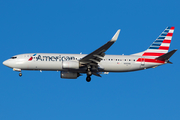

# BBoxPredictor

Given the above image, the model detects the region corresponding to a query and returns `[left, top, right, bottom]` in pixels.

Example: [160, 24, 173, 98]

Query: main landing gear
[19, 72, 22, 77]
[86, 68, 92, 82]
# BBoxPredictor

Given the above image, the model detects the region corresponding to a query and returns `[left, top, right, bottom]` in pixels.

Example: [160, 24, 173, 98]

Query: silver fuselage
[3, 53, 164, 73]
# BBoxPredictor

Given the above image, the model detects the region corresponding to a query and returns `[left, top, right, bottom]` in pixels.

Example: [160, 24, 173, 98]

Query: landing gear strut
[86, 76, 91, 82]
[86, 67, 92, 82]
[19, 72, 22, 77]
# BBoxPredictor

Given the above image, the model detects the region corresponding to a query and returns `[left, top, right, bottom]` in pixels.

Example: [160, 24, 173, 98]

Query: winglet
[111, 29, 121, 42]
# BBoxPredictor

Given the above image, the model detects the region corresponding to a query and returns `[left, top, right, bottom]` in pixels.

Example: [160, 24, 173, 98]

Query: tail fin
[142, 26, 175, 57]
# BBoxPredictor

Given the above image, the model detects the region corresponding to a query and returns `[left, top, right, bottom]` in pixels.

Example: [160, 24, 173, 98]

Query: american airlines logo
[29, 54, 75, 61]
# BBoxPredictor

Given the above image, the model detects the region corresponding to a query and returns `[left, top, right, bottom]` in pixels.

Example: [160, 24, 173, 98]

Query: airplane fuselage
[3, 53, 164, 72]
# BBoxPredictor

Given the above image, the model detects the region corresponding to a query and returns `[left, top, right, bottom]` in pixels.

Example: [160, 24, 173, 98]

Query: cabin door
[141, 57, 145, 67]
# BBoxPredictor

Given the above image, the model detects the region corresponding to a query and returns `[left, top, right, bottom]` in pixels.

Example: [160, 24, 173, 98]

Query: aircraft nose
[3, 60, 10, 67]
[3, 60, 7, 66]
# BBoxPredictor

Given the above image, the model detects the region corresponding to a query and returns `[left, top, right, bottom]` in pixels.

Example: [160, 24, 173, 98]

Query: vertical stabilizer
[142, 26, 175, 57]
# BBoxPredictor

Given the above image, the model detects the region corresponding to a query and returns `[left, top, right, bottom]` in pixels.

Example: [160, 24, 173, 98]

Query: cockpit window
[11, 56, 17, 59]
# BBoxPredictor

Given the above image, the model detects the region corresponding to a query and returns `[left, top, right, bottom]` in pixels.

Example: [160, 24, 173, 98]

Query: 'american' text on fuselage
[35, 55, 75, 61]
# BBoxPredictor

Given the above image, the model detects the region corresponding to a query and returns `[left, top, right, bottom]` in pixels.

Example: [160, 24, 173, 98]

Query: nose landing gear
[19, 72, 22, 77]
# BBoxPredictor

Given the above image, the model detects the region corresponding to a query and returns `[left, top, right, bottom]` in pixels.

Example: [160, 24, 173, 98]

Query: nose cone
[3, 60, 11, 68]
[3, 60, 8, 66]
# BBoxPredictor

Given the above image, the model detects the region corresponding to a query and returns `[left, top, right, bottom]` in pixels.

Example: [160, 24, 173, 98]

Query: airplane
[3, 27, 177, 82]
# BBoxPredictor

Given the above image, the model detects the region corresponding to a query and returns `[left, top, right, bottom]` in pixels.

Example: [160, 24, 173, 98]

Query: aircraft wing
[79, 29, 120, 65]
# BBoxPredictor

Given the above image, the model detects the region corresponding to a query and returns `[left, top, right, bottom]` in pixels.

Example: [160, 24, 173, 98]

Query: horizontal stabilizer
[156, 49, 177, 61]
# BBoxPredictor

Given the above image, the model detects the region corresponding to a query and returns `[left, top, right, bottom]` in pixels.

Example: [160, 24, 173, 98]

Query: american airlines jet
[3, 27, 177, 82]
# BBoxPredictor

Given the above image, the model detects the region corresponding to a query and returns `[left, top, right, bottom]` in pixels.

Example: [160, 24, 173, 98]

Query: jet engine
[60, 71, 79, 79]
[62, 61, 79, 69]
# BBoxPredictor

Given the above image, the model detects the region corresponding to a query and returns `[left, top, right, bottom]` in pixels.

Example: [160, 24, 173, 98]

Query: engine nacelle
[62, 61, 79, 69]
[60, 71, 79, 79]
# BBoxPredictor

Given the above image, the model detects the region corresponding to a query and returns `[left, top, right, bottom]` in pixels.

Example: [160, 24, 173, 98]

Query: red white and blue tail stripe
[143, 26, 174, 57]
[135, 27, 175, 64]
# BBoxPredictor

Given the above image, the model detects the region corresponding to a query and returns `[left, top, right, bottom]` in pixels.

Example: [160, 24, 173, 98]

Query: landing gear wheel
[19, 73, 22, 77]
[86, 76, 91, 82]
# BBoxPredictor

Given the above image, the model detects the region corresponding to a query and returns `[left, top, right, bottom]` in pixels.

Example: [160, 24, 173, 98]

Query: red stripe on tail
[163, 40, 171, 43]
[170, 27, 175, 30]
[159, 46, 169, 50]
[142, 53, 165, 56]
[166, 33, 173, 36]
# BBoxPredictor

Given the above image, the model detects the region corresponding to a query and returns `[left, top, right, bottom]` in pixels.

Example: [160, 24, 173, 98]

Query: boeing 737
[3, 27, 177, 82]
